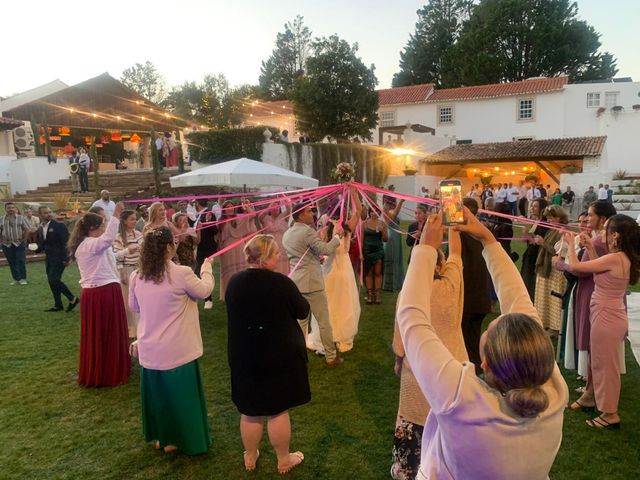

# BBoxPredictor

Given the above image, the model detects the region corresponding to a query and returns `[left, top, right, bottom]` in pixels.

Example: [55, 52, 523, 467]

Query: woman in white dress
[309, 188, 363, 353]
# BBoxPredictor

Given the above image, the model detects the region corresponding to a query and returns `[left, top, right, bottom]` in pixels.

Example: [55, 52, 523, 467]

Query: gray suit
[283, 222, 341, 361]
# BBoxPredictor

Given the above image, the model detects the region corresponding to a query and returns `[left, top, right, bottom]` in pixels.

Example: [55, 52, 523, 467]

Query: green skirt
[140, 359, 211, 455]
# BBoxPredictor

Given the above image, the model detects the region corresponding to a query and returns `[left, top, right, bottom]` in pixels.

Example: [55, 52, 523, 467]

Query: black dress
[225, 268, 311, 416]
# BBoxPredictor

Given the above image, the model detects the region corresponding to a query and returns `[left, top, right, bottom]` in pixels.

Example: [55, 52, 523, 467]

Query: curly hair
[138, 226, 174, 284]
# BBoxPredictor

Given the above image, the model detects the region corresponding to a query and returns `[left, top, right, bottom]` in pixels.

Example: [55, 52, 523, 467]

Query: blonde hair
[148, 202, 165, 224]
[484, 313, 555, 418]
[244, 235, 277, 266]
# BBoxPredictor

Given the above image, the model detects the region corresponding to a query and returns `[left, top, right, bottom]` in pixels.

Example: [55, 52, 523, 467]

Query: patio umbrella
[169, 157, 318, 190]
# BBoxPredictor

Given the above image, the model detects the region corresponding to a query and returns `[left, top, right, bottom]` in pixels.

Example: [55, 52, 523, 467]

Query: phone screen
[440, 181, 465, 225]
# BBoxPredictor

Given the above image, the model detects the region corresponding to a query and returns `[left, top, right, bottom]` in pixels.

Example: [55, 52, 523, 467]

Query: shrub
[187, 126, 278, 164]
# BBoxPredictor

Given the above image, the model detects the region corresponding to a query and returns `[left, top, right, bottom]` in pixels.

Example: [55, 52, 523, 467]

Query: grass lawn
[1, 245, 639, 479]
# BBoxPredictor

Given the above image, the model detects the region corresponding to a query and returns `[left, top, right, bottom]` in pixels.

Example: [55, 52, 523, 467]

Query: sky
[1, 0, 638, 98]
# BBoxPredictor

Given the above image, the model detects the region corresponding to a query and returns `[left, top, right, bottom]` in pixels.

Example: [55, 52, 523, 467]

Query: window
[438, 105, 454, 124]
[605, 92, 619, 108]
[380, 110, 396, 127]
[513, 136, 534, 141]
[518, 98, 534, 121]
[456, 139, 472, 145]
[586, 92, 601, 108]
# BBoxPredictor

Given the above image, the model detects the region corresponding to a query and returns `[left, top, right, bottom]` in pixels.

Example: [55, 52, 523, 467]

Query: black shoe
[67, 297, 80, 312]
[46, 306, 64, 312]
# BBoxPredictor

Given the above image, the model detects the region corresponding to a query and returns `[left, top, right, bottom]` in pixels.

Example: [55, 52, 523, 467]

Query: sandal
[244, 449, 260, 471]
[278, 451, 304, 475]
[586, 416, 620, 430]
[569, 400, 595, 412]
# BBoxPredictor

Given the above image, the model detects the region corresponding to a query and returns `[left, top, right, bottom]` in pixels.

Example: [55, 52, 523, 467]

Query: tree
[447, 0, 617, 86]
[259, 15, 311, 100]
[120, 61, 167, 104]
[290, 35, 379, 142]
[163, 74, 260, 128]
[393, 0, 473, 87]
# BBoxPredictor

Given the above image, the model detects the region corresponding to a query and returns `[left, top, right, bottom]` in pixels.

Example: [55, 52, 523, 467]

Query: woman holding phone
[397, 208, 568, 479]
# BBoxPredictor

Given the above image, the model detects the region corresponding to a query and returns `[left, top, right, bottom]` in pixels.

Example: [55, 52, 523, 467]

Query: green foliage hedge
[187, 126, 278, 164]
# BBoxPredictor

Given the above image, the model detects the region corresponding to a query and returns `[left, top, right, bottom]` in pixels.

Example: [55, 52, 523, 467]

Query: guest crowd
[0, 175, 638, 478]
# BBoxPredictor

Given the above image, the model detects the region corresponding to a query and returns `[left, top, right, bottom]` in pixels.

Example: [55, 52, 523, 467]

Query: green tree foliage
[120, 61, 167, 104]
[448, 0, 618, 85]
[259, 15, 311, 100]
[393, 0, 473, 87]
[290, 35, 379, 143]
[163, 75, 260, 129]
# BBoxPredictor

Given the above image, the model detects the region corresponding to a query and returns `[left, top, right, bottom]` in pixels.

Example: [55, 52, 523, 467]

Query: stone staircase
[11, 168, 179, 204]
[611, 177, 640, 220]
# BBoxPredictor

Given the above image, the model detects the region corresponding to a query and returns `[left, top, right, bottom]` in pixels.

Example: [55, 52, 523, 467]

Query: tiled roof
[378, 84, 434, 106]
[0, 116, 23, 130]
[427, 77, 568, 102]
[426, 136, 607, 163]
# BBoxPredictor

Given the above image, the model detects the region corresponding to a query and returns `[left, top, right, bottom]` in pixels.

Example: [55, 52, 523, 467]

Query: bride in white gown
[308, 188, 362, 353]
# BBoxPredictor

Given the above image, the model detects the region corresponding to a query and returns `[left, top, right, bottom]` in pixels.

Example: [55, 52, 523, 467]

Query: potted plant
[596, 107, 606, 117]
[561, 163, 579, 174]
[613, 169, 628, 180]
[402, 168, 418, 176]
[611, 105, 624, 114]
[632, 104, 640, 111]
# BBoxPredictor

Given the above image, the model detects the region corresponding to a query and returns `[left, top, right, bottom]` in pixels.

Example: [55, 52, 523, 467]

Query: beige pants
[300, 290, 336, 362]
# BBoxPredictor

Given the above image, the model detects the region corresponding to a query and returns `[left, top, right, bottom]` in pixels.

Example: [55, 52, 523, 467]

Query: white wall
[8, 156, 70, 194]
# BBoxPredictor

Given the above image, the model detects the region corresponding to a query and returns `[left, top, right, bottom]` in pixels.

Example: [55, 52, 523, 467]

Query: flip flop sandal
[586, 416, 620, 430]
[244, 449, 260, 471]
[569, 400, 595, 412]
[278, 451, 304, 475]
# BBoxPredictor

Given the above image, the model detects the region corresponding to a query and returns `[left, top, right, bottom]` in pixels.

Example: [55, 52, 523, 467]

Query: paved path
[628, 293, 640, 366]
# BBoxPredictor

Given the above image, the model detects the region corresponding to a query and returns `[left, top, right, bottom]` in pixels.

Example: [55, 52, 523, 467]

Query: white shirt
[496, 187, 507, 203]
[91, 199, 116, 219]
[598, 187, 608, 200]
[41, 221, 51, 240]
[506, 187, 519, 203]
[155, 137, 164, 150]
[526, 187, 541, 201]
[211, 202, 222, 220]
[75, 216, 120, 288]
[78, 153, 91, 168]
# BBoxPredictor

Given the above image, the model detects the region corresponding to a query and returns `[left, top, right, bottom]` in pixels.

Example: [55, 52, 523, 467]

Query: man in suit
[283, 202, 344, 368]
[37, 206, 79, 312]
[460, 198, 492, 375]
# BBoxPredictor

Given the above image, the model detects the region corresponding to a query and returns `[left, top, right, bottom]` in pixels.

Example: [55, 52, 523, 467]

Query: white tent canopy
[169, 158, 318, 190]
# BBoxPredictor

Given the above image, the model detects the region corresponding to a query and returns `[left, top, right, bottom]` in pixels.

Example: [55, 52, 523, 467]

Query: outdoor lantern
[84, 136, 93, 145]
[100, 136, 109, 144]
[121, 134, 131, 140]
[39, 135, 45, 144]
[130, 133, 141, 143]
[59, 127, 71, 136]
[111, 132, 122, 141]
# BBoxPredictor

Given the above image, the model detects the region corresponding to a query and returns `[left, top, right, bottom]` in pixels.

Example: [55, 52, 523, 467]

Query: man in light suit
[37, 206, 79, 312]
[283, 202, 344, 367]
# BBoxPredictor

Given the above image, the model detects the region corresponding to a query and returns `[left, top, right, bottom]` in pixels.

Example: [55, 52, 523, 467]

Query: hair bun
[505, 386, 549, 418]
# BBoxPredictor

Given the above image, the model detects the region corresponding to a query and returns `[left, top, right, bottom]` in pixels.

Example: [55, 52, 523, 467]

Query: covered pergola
[422, 136, 607, 184]
[0, 73, 180, 168]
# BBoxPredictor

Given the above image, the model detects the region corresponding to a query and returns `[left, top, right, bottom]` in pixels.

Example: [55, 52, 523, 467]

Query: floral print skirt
[391, 416, 424, 480]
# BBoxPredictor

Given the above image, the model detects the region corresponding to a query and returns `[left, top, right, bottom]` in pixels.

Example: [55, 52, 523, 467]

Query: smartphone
[439, 179, 465, 225]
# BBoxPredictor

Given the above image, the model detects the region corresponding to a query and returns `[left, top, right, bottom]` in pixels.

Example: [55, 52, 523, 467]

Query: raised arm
[307, 227, 340, 256]
[565, 234, 616, 274]
[90, 216, 120, 253]
[397, 212, 467, 412]
[183, 259, 215, 299]
[346, 186, 363, 232]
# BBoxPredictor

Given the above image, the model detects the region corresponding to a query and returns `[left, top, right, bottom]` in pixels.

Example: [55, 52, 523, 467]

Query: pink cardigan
[398, 242, 568, 480]
[129, 261, 214, 370]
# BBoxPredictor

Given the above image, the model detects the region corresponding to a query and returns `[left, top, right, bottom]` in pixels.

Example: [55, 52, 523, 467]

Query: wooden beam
[534, 160, 559, 184]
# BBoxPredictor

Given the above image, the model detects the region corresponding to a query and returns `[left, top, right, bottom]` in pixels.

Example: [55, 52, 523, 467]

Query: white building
[375, 76, 640, 197]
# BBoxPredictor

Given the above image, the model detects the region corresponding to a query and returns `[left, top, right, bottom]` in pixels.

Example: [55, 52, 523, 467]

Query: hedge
[186, 126, 278, 164]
